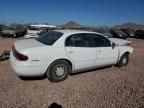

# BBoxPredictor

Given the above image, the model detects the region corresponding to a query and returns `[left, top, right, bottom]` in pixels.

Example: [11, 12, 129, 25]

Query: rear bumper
[10, 52, 46, 77]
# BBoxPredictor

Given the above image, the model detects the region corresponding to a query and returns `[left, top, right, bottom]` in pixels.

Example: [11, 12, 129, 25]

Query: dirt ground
[0, 37, 144, 108]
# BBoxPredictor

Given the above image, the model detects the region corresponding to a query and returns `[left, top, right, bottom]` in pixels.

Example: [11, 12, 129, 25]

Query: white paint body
[109, 38, 132, 45]
[10, 30, 133, 77]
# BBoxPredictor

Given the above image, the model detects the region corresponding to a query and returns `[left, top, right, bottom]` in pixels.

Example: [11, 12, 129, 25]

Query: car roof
[55, 29, 102, 36]
[53, 29, 108, 47]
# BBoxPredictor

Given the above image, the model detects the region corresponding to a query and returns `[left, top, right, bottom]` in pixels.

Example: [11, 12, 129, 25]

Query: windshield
[36, 31, 63, 45]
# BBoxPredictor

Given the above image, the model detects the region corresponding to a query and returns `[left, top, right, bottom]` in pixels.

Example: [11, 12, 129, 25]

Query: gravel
[0, 38, 144, 108]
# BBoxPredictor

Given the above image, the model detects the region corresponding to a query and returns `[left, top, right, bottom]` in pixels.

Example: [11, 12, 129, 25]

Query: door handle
[67, 51, 74, 54]
[98, 50, 102, 53]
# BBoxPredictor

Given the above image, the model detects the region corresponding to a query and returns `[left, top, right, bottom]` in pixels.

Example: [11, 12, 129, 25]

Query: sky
[0, 0, 144, 26]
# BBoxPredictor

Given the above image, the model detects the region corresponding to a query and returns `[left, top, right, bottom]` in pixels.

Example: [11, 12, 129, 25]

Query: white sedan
[10, 30, 133, 82]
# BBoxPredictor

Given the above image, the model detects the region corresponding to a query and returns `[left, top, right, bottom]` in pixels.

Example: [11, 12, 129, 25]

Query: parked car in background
[135, 30, 144, 39]
[95, 29, 113, 38]
[1, 26, 26, 38]
[121, 29, 135, 38]
[24, 24, 57, 38]
[0, 25, 2, 32]
[100, 29, 132, 46]
[10, 30, 133, 82]
[99, 30, 113, 38]
[1, 29, 16, 38]
[15, 29, 27, 38]
[24, 27, 45, 39]
[0, 25, 2, 37]
[109, 29, 128, 39]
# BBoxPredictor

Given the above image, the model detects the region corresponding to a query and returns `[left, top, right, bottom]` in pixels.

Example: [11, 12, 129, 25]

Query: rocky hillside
[113, 23, 144, 29]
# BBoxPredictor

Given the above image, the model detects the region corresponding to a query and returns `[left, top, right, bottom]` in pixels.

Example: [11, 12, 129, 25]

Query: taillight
[12, 46, 28, 61]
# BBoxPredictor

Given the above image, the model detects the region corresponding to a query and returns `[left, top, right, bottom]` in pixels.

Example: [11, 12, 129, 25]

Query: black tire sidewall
[119, 54, 129, 67]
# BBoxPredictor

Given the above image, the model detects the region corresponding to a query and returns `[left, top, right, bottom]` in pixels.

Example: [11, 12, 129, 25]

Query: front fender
[118, 46, 133, 58]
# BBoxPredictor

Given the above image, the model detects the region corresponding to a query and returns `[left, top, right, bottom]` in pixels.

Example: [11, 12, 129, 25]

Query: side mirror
[112, 42, 116, 49]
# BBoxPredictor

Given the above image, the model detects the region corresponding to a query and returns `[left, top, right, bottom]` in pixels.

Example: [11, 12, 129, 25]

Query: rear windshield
[36, 31, 63, 45]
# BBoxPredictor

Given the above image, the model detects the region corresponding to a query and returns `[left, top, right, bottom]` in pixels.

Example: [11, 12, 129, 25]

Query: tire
[116, 53, 129, 67]
[46, 60, 71, 82]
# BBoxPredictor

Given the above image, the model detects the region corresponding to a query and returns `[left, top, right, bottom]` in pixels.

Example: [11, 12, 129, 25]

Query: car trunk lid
[14, 39, 45, 51]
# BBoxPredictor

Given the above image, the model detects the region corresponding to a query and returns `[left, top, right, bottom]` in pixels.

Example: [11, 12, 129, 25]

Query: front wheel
[46, 60, 71, 82]
[116, 54, 129, 67]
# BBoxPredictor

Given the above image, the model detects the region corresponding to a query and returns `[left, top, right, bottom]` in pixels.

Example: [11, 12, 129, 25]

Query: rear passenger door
[65, 33, 96, 71]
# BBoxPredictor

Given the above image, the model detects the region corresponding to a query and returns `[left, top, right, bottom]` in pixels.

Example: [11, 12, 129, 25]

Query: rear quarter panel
[21, 46, 73, 72]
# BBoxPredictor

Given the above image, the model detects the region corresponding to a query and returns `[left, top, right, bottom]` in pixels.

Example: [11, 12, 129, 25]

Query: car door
[91, 34, 115, 66]
[65, 33, 96, 71]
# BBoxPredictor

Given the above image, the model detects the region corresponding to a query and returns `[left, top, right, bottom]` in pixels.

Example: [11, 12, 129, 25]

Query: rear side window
[66, 33, 90, 47]
[36, 31, 63, 45]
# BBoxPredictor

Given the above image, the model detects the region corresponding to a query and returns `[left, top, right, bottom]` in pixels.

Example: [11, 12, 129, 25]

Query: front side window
[36, 31, 63, 45]
[90, 34, 111, 47]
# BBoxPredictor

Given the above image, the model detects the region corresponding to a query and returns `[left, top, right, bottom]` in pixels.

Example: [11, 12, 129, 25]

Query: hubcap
[122, 57, 127, 65]
[53, 64, 66, 77]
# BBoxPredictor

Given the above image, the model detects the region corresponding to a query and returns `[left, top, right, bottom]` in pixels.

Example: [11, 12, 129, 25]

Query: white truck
[24, 24, 57, 39]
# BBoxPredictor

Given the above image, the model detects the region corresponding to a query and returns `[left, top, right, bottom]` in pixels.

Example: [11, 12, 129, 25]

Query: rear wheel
[116, 53, 129, 67]
[46, 60, 71, 82]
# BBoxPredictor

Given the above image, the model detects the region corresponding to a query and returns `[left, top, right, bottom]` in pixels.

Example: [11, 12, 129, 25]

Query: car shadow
[19, 75, 46, 81]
